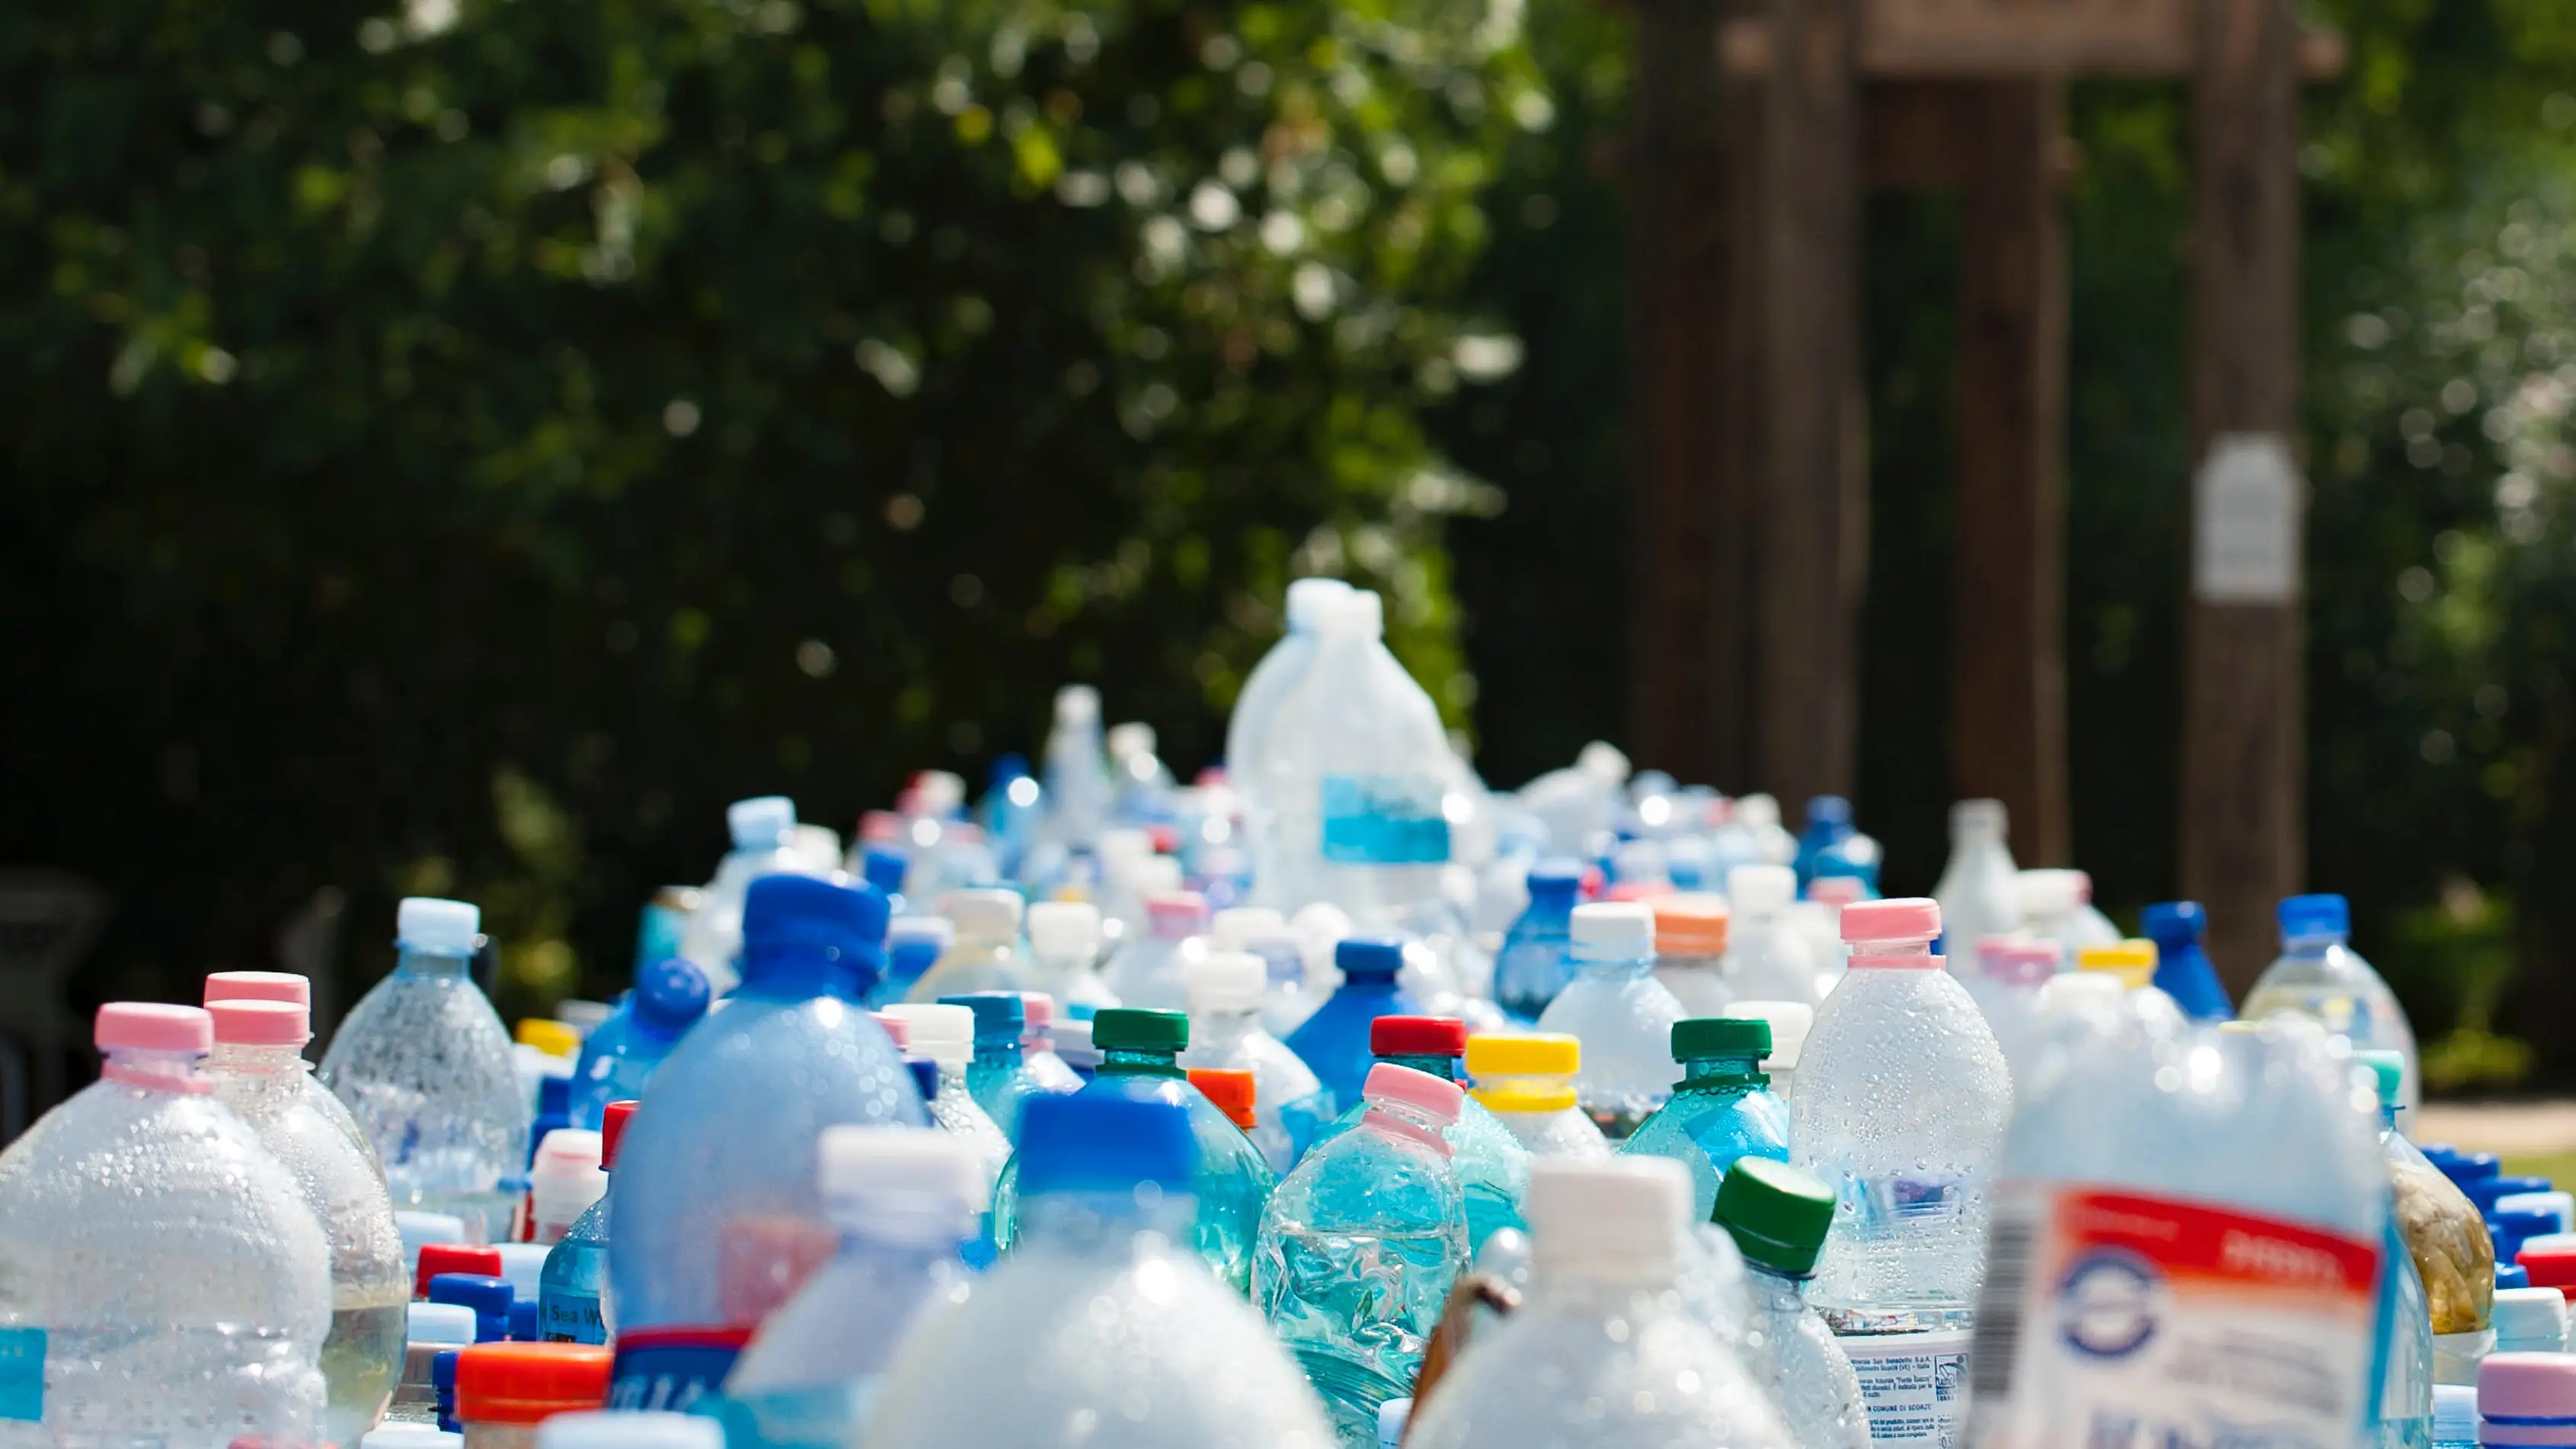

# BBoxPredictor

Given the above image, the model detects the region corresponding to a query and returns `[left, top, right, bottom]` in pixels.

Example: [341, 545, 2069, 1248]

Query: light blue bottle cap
[407, 1301, 477, 1347]
[727, 795, 797, 849]
[397, 897, 481, 955]
[397, 1210, 467, 1262]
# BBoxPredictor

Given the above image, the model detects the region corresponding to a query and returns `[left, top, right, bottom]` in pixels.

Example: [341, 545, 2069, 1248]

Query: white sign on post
[2193, 432, 2303, 603]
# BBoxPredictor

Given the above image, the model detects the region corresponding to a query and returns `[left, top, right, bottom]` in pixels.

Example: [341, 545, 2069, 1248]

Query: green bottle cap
[2354, 1048, 2405, 1107]
[1711, 1156, 1836, 1275]
[1091, 1007, 1189, 1054]
[1671, 1016, 1770, 1063]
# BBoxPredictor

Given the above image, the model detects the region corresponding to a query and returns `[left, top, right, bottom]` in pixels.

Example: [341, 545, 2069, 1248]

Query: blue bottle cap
[431, 1346, 462, 1431]
[2276, 893, 2350, 940]
[632, 958, 711, 1033]
[2140, 901, 2205, 942]
[538, 1074, 570, 1116]
[2500, 1263, 2532, 1290]
[507, 1300, 538, 1342]
[943, 991, 1026, 1045]
[1804, 795, 1852, 827]
[906, 1057, 940, 1102]
[1526, 859, 1584, 897]
[740, 875, 890, 995]
[2469, 1175, 2555, 1214]
[989, 753, 1032, 788]
[1015, 1089, 1197, 1195]
[1336, 933, 1407, 979]
[862, 848, 909, 896]
[2443, 1150, 2504, 1187]
[425, 1272, 513, 1342]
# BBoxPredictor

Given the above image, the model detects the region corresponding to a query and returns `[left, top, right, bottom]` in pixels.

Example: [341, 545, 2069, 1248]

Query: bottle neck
[1338, 972, 1401, 999]
[101, 1045, 212, 1095]
[1095, 1047, 1185, 1080]
[1744, 1258, 1813, 1303]
[935, 1060, 973, 1096]
[1191, 1006, 1260, 1050]
[1376, 1053, 1459, 1082]
[396, 945, 475, 978]
[2283, 932, 2348, 960]
[209, 1041, 312, 1076]
[971, 1039, 1025, 1073]
[1574, 950, 1652, 980]
[1677, 1054, 1768, 1093]
[1528, 889, 1579, 924]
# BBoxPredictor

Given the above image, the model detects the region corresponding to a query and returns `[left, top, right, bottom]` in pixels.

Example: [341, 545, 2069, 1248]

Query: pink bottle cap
[1809, 877, 1865, 907]
[1977, 937, 2060, 987]
[209, 1000, 312, 1047]
[2479, 1351, 2576, 1422]
[1146, 891, 1210, 937]
[1363, 1062, 1465, 1124]
[872, 1012, 912, 1051]
[203, 971, 312, 1007]
[94, 1002, 213, 1054]
[1839, 897, 1942, 945]
[1015, 993, 1055, 1028]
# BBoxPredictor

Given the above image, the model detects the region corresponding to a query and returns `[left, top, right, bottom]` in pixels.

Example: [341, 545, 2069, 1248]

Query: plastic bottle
[1308, 1016, 1530, 1255]
[1248, 923, 1328, 1038]
[718, 1126, 984, 1447]
[1650, 894, 1733, 1016]
[1532, 901, 1689, 1137]
[606, 875, 924, 1406]
[868, 1093, 1335, 1449]
[1964, 938, 2062, 1094]
[2433, 1383, 2477, 1449]
[874, 916, 951, 1006]
[676, 796, 814, 994]
[1012, 992, 1086, 1093]
[1285, 934, 1423, 1110]
[1255, 1064, 1470, 1443]
[2480, 1353, 2576, 1447]
[2140, 900, 2234, 1022]
[1722, 865, 1820, 1005]
[1721, 1000, 1815, 1103]
[536, 1102, 631, 1347]
[902, 888, 1036, 1003]
[1190, 1067, 1284, 1166]
[1794, 795, 1867, 887]
[1620, 1016, 1791, 1221]
[1966, 1015, 2389, 1449]
[2358, 1048, 2491, 1404]
[2242, 892, 2422, 1113]
[978, 754, 1044, 881]
[2014, 868, 2116, 965]
[1494, 859, 1583, 1022]
[1793, 897, 2011, 1336]
[1025, 900, 1118, 1012]
[565, 959, 709, 1131]
[1403, 1156, 1798, 1449]
[324, 897, 529, 1243]
[936, 992, 1050, 1141]
[389, 1302, 479, 1425]
[1709, 1157, 1871, 1449]
[857, 846, 910, 917]
[452, 1342, 610, 1446]
[1514, 741, 1632, 859]
[1040, 683, 1114, 852]
[1102, 890, 1210, 1012]
[875, 1003, 1012, 1262]
[1053, 1018, 1100, 1081]
[1465, 1032, 1610, 1160]
[2073, 939, 2188, 1027]
[1181, 949, 1335, 1171]
[1229, 577, 1357, 846]
[1930, 798, 2021, 965]
[527, 1129, 606, 1248]
[202, 984, 408, 1444]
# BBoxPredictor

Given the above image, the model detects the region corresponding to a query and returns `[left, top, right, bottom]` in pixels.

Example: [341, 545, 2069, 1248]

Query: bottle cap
[537, 1411, 724, 1449]
[1526, 1156, 1691, 1278]
[398, 897, 481, 955]
[1211, 907, 1286, 951]
[2036, 972, 2124, 1015]
[2140, 900, 2205, 942]
[1577, 740, 1630, 782]
[426, 1273, 513, 1342]
[529, 1130, 606, 1228]
[207, 999, 309, 1048]
[492, 1243, 548, 1300]
[1840, 897, 1941, 946]
[1721, 1000, 1814, 1070]
[1672, 1016, 1769, 1063]
[1371, 1016, 1469, 1058]
[415, 1243, 503, 1299]
[939, 992, 1026, 1048]
[2495, 1287, 2569, 1346]
[1804, 795, 1852, 828]
[1188, 1068, 1259, 1129]
[2501, 1264, 2532, 1290]
[1465, 1032, 1579, 1077]
[1526, 858, 1586, 898]
[873, 1012, 912, 1050]
[860, 848, 909, 896]
[820, 1123, 990, 1212]
[2498, 1192, 2576, 1233]
[880, 1004, 973, 1066]
[1735, 794, 1781, 830]
[1363, 1062, 1464, 1125]
[600, 1101, 637, 1169]
[1950, 798, 2006, 834]
[515, 1019, 580, 1058]
[2074, 939, 2159, 990]
[1725, 865, 1795, 916]
[1146, 891, 1210, 939]
[1650, 894, 1730, 958]
[94, 1002, 212, 1055]
[2015, 869, 2085, 918]
[1090, 1007, 1189, 1055]
[1570, 902, 1654, 958]
[632, 958, 711, 1034]
[1285, 575, 1354, 631]
[1054, 684, 1100, 724]
[2351, 1049, 2406, 1107]
[2468, 1175, 2555, 1214]
[1976, 938, 2060, 987]
[740, 875, 890, 993]
[1053, 1018, 1098, 1067]
[1711, 1156, 1837, 1275]
[2519, 1243, 2576, 1300]
[203, 970, 312, 1006]
[2443, 1149, 2503, 1187]
[2431, 1384, 2476, 1447]
[2277, 893, 2351, 940]
[1027, 901, 1102, 960]
[1184, 951, 1267, 1013]
[452, 1342, 612, 1424]
[1808, 876, 1866, 910]
[727, 795, 797, 850]
[1015, 993, 1056, 1032]
[887, 915, 956, 951]
[2479, 1352, 2576, 1425]
[407, 1301, 478, 1347]
[943, 888, 1024, 943]
[1015, 1089, 1197, 1195]
[1335, 933, 1407, 979]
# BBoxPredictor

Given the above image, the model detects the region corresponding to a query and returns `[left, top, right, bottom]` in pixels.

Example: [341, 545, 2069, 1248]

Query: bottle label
[0, 1327, 40, 1422]
[540, 1287, 606, 1345]
[1318, 775, 1450, 865]
[1836, 1327, 1970, 1446]
[1967, 1182, 2382, 1449]
[608, 1326, 753, 1411]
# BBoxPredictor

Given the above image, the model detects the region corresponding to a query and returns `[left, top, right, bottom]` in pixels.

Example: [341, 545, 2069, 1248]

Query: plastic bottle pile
[0, 574, 2552, 1449]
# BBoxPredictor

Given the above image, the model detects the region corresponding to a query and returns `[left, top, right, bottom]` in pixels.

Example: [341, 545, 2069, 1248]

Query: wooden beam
[2183, 0, 2304, 994]
[1718, 14, 2347, 79]
[1953, 78, 2073, 866]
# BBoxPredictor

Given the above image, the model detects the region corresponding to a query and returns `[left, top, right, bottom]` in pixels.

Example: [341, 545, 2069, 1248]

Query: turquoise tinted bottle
[1494, 859, 1581, 1023]
[1311, 1014, 1528, 1255]
[944, 991, 1047, 1141]
[1620, 1016, 1791, 1223]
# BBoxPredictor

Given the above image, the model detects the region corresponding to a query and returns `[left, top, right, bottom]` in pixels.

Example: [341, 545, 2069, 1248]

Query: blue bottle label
[1319, 775, 1450, 865]
[539, 1288, 606, 1345]
[609, 1326, 751, 1411]
[0, 1327, 40, 1421]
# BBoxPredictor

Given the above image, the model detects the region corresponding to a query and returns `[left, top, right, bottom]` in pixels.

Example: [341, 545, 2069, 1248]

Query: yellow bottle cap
[1474, 1083, 1580, 1113]
[2075, 939, 2159, 991]
[1465, 1033, 1580, 1076]
[515, 1019, 580, 1057]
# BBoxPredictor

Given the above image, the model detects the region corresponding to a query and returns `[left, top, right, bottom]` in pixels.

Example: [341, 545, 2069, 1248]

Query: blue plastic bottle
[1254, 1063, 1470, 1444]
[870, 916, 951, 1008]
[605, 874, 925, 1407]
[2242, 893, 2421, 1112]
[1619, 1016, 1791, 1221]
[977, 752, 1044, 878]
[943, 991, 1050, 1140]
[535, 1100, 630, 1345]
[1309, 1015, 1529, 1255]
[1285, 934, 1421, 1110]
[858, 848, 909, 916]
[1794, 795, 1855, 886]
[1494, 860, 1582, 1023]
[2140, 900, 2234, 1022]
[567, 958, 711, 1131]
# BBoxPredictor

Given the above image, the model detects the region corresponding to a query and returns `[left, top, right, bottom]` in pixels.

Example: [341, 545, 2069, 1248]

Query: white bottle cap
[364, 1429, 462, 1449]
[1055, 684, 1101, 724]
[820, 1124, 991, 1213]
[396, 1210, 466, 1262]
[1027, 900, 1103, 960]
[1132, 856, 1184, 895]
[1211, 907, 1286, 951]
[1107, 723, 1156, 761]
[1577, 740, 1631, 784]
[396, 898, 481, 956]
[1327, 589, 1384, 636]
[887, 915, 954, 951]
[1570, 902, 1654, 958]
[914, 771, 967, 814]
[1735, 794, 1782, 830]
[791, 824, 843, 871]
[2017, 868, 2085, 917]
[1721, 1000, 1814, 1070]
[493, 1243, 549, 1300]
[406, 1300, 478, 1346]
[942, 888, 1024, 942]
[529, 1128, 608, 1232]
[1186, 951, 1268, 1013]
[538, 1412, 724, 1449]
[2495, 1286, 2568, 1348]
[1285, 576, 1353, 632]
[1098, 828, 1153, 867]
[1951, 798, 2007, 834]
[1526, 1156, 1691, 1281]
[1725, 865, 1795, 916]
[881, 1003, 973, 1066]
[1053, 1017, 1098, 1067]
[727, 795, 797, 849]
[2036, 971, 2124, 1016]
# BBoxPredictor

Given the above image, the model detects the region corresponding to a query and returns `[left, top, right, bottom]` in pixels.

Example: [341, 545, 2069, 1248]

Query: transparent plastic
[535, 1190, 609, 1345]
[1494, 867, 1580, 1024]
[1929, 800, 2021, 969]
[2242, 923, 2423, 1115]
[1534, 935, 1687, 1139]
[1619, 1050, 1790, 1223]
[1740, 1264, 1871, 1449]
[676, 827, 814, 997]
[1184, 1000, 1335, 1172]
[1311, 1052, 1530, 1256]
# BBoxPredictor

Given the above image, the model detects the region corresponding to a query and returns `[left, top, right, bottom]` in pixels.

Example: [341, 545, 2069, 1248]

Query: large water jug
[2242, 892, 2421, 1112]
[1619, 1016, 1791, 1221]
[0, 1003, 332, 1444]
[1535, 902, 1687, 1137]
[1182, 950, 1335, 1170]
[1709, 1157, 1871, 1449]
[321, 897, 527, 1242]
[606, 875, 924, 1407]
[676, 796, 814, 993]
[567, 958, 709, 1130]
[1230, 577, 1357, 860]
[1285, 934, 1422, 1109]
[1930, 798, 2021, 964]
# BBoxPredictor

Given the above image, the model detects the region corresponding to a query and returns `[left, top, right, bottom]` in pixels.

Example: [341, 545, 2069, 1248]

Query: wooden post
[1951, 79, 2073, 865]
[1755, 0, 1863, 806]
[2184, 0, 2304, 992]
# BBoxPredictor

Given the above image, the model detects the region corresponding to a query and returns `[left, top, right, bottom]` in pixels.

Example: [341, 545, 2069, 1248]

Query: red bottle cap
[601, 1101, 638, 1169]
[414, 1243, 503, 1300]
[1369, 1016, 1469, 1058]
[1187, 1068, 1258, 1131]
[2522, 1243, 2576, 1300]
[453, 1342, 611, 1423]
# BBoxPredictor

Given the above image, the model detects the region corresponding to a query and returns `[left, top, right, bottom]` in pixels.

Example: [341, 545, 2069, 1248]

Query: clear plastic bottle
[204, 978, 408, 1446]
[2357, 1052, 2437, 1449]
[1182, 950, 1336, 1171]
[1494, 859, 1583, 1022]
[1285, 934, 1424, 1110]
[1619, 1016, 1791, 1222]
[323, 897, 529, 1243]
[937, 992, 1053, 1142]
[903, 888, 1037, 1003]
[1040, 683, 1114, 853]
[386, 1300, 477, 1425]
[1536, 902, 1689, 1138]
[2242, 892, 2422, 1113]
[1230, 577, 1356, 853]
[868, 1092, 1335, 1449]
[2140, 900, 2236, 1022]
[1403, 1156, 1797, 1449]
[1964, 938, 2062, 1096]
[871, 915, 951, 1007]
[1025, 900, 1119, 1012]
[1307, 1016, 1530, 1255]
[2013, 868, 2116, 965]
[1107, 721, 1178, 823]
[1012, 993, 1087, 1094]
[1710, 1157, 1871, 1449]
[606, 875, 924, 1406]
[1465, 1032, 1610, 1160]
[1103, 890, 1210, 1012]
[718, 1127, 983, 1447]
[1649, 894, 1734, 1016]
[2073, 939, 2188, 1028]
[535, 1102, 630, 1346]
[0, 1003, 332, 1444]
[1255, 1064, 1469, 1444]
[1513, 741, 1632, 859]
[676, 796, 816, 994]
[1930, 799, 2021, 966]
[1722, 865, 1821, 1005]
[1792, 897, 2011, 1335]
[565, 958, 708, 1131]
[876, 1003, 1012, 1261]
[1721, 1000, 1815, 1103]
